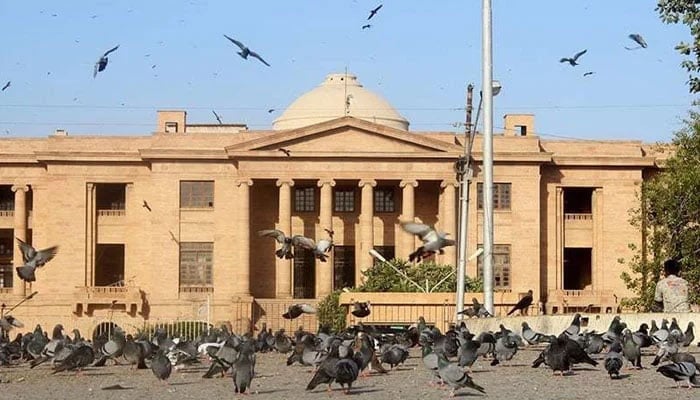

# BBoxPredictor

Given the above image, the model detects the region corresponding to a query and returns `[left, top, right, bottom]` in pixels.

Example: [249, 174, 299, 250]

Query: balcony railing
[73, 285, 142, 315]
[0, 210, 14, 217]
[0, 287, 12, 295]
[564, 213, 592, 220]
[179, 286, 214, 293]
[97, 209, 126, 217]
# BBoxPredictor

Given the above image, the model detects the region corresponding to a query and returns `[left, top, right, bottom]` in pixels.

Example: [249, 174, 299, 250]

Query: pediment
[225, 117, 460, 157]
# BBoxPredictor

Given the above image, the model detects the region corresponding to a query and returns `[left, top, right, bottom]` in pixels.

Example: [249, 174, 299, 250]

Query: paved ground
[1, 345, 699, 400]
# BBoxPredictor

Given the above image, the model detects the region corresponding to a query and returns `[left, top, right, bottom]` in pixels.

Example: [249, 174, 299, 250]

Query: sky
[0, 1, 697, 142]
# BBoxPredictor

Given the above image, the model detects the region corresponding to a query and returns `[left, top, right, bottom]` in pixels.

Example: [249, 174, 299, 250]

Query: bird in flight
[212, 110, 223, 125]
[93, 45, 120, 78]
[142, 200, 152, 212]
[559, 49, 587, 66]
[583, 71, 595, 77]
[625, 33, 648, 50]
[362, 24, 371, 30]
[278, 148, 291, 157]
[267, 108, 275, 113]
[223, 35, 270, 67]
[368, 4, 383, 20]
[1, 81, 9, 91]
[15, 238, 59, 282]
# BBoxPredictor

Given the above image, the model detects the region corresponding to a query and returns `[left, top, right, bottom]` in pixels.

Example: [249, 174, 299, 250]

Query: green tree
[657, 0, 700, 92]
[357, 258, 483, 293]
[620, 111, 700, 310]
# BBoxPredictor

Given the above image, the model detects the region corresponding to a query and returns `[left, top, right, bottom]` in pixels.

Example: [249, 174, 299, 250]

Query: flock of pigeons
[561, 33, 649, 77]
[1, 312, 698, 396]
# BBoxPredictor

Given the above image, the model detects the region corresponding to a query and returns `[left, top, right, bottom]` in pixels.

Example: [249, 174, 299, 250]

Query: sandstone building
[0, 73, 664, 334]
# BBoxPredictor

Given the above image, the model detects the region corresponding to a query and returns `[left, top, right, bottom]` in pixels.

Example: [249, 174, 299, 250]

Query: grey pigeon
[622, 329, 642, 369]
[274, 329, 293, 353]
[683, 322, 695, 347]
[306, 342, 341, 392]
[491, 326, 519, 366]
[0, 315, 24, 331]
[457, 336, 480, 370]
[379, 343, 409, 369]
[633, 323, 653, 348]
[560, 49, 587, 66]
[334, 352, 363, 394]
[652, 334, 679, 366]
[625, 33, 648, 50]
[539, 334, 571, 375]
[93, 45, 119, 78]
[604, 342, 624, 379]
[258, 229, 295, 259]
[30, 324, 65, 368]
[401, 222, 455, 263]
[292, 235, 333, 262]
[656, 362, 700, 388]
[282, 303, 316, 320]
[123, 335, 148, 369]
[52, 344, 94, 375]
[151, 349, 172, 382]
[223, 35, 270, 67]
[15, 237, 59, 282]
[421, 344, 441, 384]
[351, 301, 371, 318]
[563, 313, 581, 337]
[437, 352, 486, 396]
[521, 322, 545, 345]
[232, 343, 255, 394]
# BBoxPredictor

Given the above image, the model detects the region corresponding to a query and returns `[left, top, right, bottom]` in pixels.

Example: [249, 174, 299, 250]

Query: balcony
[564, 213, 593, 247]
[73, 285, 142, 315]
[547, 289, 617, 314]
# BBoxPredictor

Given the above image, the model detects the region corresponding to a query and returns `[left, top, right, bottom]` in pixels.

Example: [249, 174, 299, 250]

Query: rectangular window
[293, 248, 315, 298]
[180, 181, 214, 208]
[477, 244, 511, 289]
[477, 183, 511, 210]
[294, 187, 315, 212]
[179, 242, 213, 288]
[374, 187, 395, 213]
[333, 246, 356, 290]
[334, 188, 355, 212]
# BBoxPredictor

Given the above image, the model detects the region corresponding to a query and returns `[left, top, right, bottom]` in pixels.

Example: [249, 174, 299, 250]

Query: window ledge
[179, 207, 214, 212]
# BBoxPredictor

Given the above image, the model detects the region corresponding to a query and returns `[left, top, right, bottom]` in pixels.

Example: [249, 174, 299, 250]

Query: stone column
[399, 180, 418, 260]
[555, 187, 564, 291]
[85, 183, 96, 288]
[356, 179, 376, 286]
[440, 180, 458, 266]
[11, 185, 29, 296]
[235, 179, 253, 296]
[316, 179, 335, 298]
[593, 188, 604, 291]
[276, 179, 294, 298]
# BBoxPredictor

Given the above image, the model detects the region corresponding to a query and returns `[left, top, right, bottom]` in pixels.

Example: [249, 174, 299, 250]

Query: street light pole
[481, 0, 495, 315]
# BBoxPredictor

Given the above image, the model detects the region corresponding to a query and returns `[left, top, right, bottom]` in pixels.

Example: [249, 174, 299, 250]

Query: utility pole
[481, 0, 495, 315]
[455, 84, 475, 320]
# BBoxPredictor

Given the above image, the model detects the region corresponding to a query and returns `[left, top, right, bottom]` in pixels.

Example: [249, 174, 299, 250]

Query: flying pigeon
[351, 301, 371, 318]
[1, 81, 9, 91]
[212, 110, 223, 125]
[282, 303, 316, 320]
[367, 4, 383, 20]
[278, 148, 291, 157]
[223, 35, 270, 67]
[0, 315, 24, 331]
[507, 290, 533, 316]
[93, 45, 120, 78]
[559, 49, 587, 66]
[292, 235, 333, 262]
[142, 200, 151, 211]
[258, 229, 295, 259]
[15, 237, 59, 282]
[583, 71, 595, 77]
[362, 24, 371, 30]
[267, 108, 275, 113]
[625, 33, 648, 50]
[400, 222, 455, 263]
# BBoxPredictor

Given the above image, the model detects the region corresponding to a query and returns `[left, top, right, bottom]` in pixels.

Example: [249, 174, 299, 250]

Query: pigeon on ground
[30, 324, 65, 369]
[683, 322, 695, 347]
[282, 303, 316, 320]
[379, 344, 409, 369]
[541, 334, 571, 375]
[351, 301, 371, 318]
[367, 4, 383, 20]
[274, 329, 293, 353]
[1, 81, 9, 91]
[258, 229, 295, 259]
[123, 336, 148, 369]
[401, 222, 455, 263]
[306, 342, 341, 392]
[583, 331, 605, 354]
[559, 49, 587, 66]
[652, 334, 680, 366]
[604, 342, 624, 379]
[151, 349, 172, 382]
[52, 344, 95, 375]
[521, 322, 545, 345]
[212, 110, 223, 125]
[652, 319, 670, 344]
[232, 343, 255, 394]
[508, 290, 533, 316]
[563, 313, 582, 337]
[223, 35, 270, 66]
[633, 323, 653, 348]
[335, 351, 363, 394]
[292, 235, 333, 262]
[656, 362, 700, 388]
[625, 33, 648, 50]
[622, 329, 642, 369]
[437, 352, 485, 396]
[93, 45, 119, 78]
[15, 237, 59, 282]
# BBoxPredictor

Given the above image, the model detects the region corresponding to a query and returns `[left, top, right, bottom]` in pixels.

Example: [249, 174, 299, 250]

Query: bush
[357, 258, 483, 293]
[316, 290, 346, 333]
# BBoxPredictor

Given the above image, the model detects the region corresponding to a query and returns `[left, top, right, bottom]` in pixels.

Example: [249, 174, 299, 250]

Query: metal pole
[481, 0, 495, 315]
[455, 85, 475, 320]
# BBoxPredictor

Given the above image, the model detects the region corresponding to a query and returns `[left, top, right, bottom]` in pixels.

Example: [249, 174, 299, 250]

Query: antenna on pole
[344, 66, 351, 116]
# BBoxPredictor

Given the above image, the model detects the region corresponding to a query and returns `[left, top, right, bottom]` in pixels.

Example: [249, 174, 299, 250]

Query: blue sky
[0, 1, 696, 141]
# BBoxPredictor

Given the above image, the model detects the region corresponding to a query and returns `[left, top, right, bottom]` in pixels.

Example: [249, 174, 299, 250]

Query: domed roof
[273, 73, 409, 131]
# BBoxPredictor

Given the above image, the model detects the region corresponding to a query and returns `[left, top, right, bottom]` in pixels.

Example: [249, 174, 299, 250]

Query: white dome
[273, 73, 409, 130]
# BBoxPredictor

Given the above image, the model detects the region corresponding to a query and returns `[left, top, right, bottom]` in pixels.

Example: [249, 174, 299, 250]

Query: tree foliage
[620, 110, 700, 310]
[357, 258, 483, 293]
[657, 0, 700, 93]
[316, 290, 346, 333]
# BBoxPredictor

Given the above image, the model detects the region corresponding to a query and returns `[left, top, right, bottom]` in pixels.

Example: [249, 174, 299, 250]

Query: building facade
[0, 73, 664, 334]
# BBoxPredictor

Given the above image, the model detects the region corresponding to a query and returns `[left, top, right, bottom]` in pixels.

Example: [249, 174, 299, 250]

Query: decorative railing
[0, 210, 14, 217]
[73, 285, 142, 315]
[179, 286, 214, 293]
[564, 213, 592, 220]
[97, 209, 126, 217]
[0, 287, 12, 295]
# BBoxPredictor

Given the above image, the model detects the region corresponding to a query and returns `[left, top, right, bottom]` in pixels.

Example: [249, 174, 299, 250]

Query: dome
[272, 73, 409, 130]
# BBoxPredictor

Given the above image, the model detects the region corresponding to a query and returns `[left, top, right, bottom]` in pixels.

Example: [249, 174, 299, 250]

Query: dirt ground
[1, 345, 699, 400]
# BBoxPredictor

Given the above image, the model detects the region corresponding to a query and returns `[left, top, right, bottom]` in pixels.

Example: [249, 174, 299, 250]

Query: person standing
[653, 259, 690, 313]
